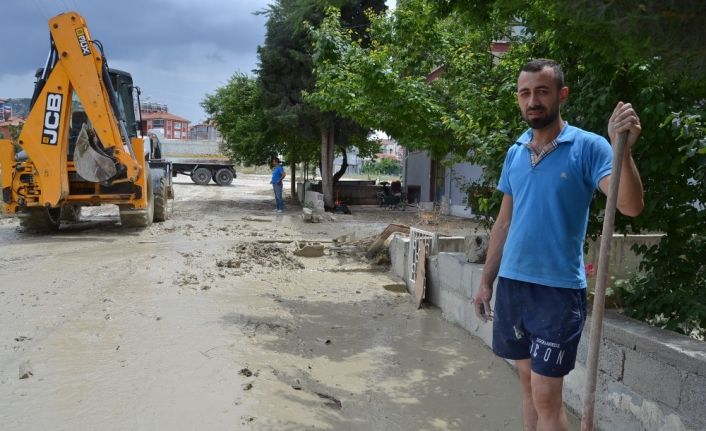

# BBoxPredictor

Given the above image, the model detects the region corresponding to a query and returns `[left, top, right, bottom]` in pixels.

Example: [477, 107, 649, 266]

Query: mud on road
[0, 174, 525, 430]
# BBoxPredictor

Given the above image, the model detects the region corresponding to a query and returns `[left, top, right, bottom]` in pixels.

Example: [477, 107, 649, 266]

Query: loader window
[111, 72, 138, 139]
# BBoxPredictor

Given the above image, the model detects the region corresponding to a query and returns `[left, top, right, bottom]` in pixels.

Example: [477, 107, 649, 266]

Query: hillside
[2, 98, 31, 119]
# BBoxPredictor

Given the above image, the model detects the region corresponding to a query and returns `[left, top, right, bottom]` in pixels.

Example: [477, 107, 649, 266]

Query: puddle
[382, 283, 408, 293]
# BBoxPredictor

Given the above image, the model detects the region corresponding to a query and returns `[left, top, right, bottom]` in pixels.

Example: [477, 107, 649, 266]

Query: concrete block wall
[388, 235, 706, 431]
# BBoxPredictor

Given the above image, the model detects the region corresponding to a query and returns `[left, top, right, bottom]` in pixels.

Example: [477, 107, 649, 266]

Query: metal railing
[408, 227, 439, 287]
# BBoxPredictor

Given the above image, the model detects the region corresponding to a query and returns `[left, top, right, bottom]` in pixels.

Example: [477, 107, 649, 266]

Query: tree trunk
[290, 160, 296, 201]
[332, 149, 348, 184]
[320, 127, 335, 210]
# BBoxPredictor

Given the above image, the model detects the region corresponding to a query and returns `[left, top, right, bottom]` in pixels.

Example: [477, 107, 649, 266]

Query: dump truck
[152, 133, 236, 186]
[0, 11, 173, 231]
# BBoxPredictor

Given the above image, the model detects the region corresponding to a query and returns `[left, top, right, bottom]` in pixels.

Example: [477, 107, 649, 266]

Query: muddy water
[1, 175, 528, 430]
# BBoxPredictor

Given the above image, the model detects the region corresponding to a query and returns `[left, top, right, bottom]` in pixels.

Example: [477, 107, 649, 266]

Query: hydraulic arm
[0, 12, 151, 228]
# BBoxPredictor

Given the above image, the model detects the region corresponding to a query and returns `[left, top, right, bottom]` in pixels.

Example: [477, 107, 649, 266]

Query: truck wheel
[120, 171, 154, 228]
[19, 207, 61, 233]
[191, 167, 211, 185]
[214, 168, 234, 186]
[153, 177, 170, 222]
[59, 205, 81, 222]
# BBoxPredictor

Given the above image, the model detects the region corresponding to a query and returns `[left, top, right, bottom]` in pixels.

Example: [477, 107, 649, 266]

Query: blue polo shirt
[497, 123, 613, 289]
[272, 165, 285, 184]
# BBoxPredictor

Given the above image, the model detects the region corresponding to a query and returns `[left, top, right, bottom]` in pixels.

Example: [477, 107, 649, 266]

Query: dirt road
[0, 174, 525, 430]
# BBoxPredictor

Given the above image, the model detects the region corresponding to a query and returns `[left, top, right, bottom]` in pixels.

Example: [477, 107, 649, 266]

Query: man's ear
[559, 86, 569, 103]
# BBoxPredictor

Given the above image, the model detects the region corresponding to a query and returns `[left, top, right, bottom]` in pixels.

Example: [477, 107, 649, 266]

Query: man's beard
[523, 104, 560, 129]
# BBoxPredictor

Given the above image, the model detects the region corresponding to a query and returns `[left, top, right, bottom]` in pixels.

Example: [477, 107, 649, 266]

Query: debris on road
[293, 241, 325, 257]
[366, 223, 410, 258]
[19, 360, 33, 379]
[302, 207, 321, 223]
[316, 392, 342, 410]
[242, 216, 272, 223]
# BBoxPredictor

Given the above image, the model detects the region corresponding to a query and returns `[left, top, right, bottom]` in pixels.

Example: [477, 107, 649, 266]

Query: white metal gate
[408, 227, 438, 287]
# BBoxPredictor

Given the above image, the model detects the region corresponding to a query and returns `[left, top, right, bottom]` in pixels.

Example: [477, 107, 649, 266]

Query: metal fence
[408, 227, 439, 287]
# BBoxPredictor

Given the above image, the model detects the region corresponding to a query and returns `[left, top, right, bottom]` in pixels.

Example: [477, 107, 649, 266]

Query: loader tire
[153, 177, 170, 222]
[214, 168, 234, 186]
[19, 207, 61, 233]
[191, 167, 211, 185]
[59, 205, 81, 222]
[119, 172, 154, 228]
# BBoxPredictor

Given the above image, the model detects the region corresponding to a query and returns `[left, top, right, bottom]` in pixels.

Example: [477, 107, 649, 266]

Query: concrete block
[437, 253, 465, 295]
[438, 288, 463, 324]
[461, 263, 475, 300]
[438, 237, 465, 253]
[304, 190, 325, 212]
[301, 207, 322, 223]
[389, 236, 409, 284]
[576, 335, 588, 365]
[679, 372, 706, 427]
[601, 312, 706, 377]
[623, 348, 682, 408]
[598, 340, 625, 381]
[462, 264, 491, 307]
[600, 380, 689, 431]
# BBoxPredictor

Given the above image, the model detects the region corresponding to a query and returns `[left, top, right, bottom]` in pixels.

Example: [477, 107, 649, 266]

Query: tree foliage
[201, 73, 273, 165]
[308, 0, 706, 336]
[362, 158, 402, 176]
[256, 0, 385, 208]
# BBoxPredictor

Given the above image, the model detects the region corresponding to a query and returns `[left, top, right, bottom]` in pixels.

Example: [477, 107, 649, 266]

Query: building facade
[140, 102, 190, 140]
[189, 123, 222, 141]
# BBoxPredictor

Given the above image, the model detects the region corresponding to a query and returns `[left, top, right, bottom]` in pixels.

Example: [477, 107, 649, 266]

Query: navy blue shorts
[492, 277, 587, 377]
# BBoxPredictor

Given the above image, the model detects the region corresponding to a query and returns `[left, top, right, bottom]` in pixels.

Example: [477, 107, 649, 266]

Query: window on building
[175, 122, 181, 130]
[152, 119, 164, 127]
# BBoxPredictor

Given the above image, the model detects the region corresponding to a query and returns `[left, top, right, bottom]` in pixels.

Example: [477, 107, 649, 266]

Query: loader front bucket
[73, 124, 117, 182]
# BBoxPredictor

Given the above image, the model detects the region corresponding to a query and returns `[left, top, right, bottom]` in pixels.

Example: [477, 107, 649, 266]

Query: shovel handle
[581, 131, 627, 431]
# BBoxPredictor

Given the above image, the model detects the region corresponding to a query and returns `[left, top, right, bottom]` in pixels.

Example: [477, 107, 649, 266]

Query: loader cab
[108, 68, 140, 138]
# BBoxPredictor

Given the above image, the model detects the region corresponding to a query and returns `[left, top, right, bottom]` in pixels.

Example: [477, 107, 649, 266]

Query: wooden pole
[581, 132, 627, 430]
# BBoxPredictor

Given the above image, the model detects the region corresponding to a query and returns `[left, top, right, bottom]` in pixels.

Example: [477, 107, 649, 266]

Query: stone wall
[388, 236, 706, 431]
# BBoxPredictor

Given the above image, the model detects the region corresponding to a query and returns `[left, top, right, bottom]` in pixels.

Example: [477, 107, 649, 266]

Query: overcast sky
[0, 0, 292, 124]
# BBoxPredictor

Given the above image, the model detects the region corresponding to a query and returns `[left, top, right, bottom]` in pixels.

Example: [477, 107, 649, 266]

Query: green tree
[202, 73, 273, 165]
[257, 0, 386, 209]
[362, 158, 401, 176]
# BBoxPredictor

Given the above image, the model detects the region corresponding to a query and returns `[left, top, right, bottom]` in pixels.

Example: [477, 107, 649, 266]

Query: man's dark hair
[521, 59, 565, 89]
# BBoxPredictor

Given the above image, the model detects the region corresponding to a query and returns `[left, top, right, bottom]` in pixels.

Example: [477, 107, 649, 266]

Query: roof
[141, 111, 190, 123]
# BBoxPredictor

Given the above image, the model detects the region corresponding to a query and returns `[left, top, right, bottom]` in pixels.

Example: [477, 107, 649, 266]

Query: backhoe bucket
[73, 124, 117, 182]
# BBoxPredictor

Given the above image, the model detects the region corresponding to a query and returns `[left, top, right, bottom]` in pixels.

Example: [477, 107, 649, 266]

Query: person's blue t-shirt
[272, 165, 285, 184]
[497, 123, 612, 289]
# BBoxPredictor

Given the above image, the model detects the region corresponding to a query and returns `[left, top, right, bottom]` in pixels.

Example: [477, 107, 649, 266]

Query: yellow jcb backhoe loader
[0, 11, 172, 232]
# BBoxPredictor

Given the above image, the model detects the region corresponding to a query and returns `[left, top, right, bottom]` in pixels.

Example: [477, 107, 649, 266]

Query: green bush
[362, 158, 402, 176]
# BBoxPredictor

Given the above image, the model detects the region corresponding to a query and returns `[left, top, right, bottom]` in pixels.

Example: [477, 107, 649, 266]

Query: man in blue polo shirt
[270, 157, 286, 212]
[472, 59, 644, 431]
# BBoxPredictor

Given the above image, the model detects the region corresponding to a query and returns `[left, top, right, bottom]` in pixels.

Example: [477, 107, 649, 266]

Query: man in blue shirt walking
[472, 59, 644, 430]
[270, 157, 286, 212]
